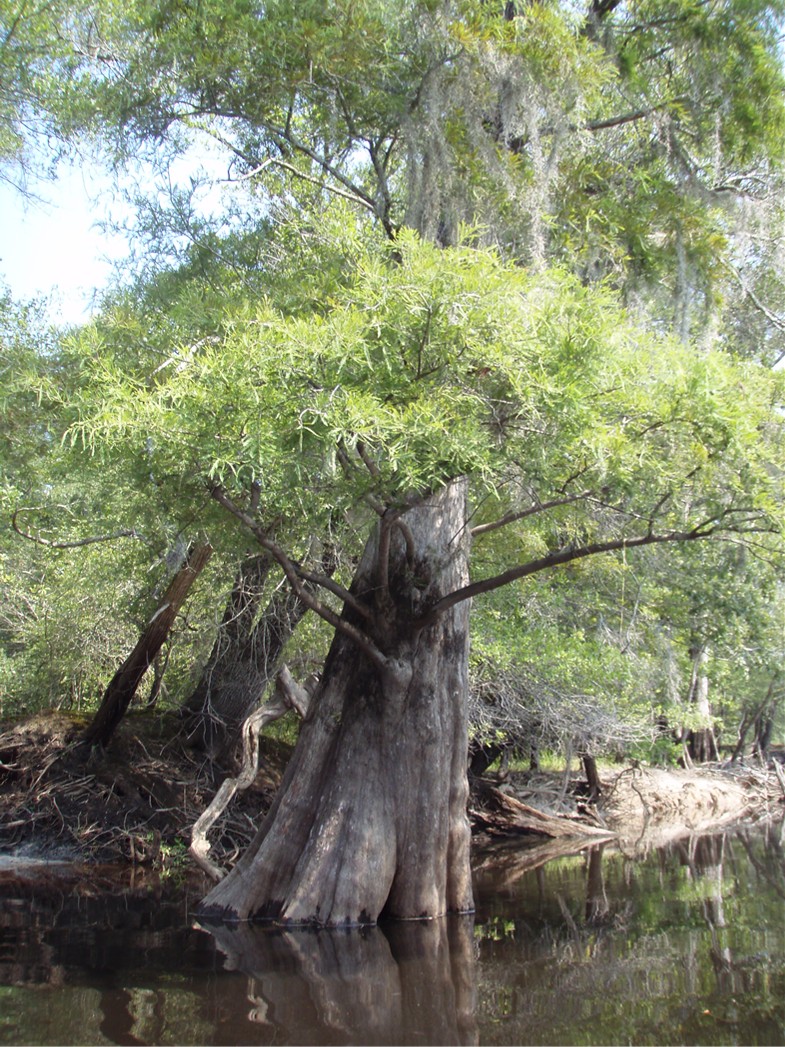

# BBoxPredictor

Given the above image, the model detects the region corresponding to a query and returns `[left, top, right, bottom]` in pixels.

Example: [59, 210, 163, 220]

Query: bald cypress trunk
[199, 481, 474, 926]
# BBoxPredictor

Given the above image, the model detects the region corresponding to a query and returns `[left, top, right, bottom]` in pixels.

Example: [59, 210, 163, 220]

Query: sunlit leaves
[62, 225, 785, 575]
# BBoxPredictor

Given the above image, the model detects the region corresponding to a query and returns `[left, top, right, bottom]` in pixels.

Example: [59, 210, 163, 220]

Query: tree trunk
[198, 480, 474, 926]
[752, 672, 783, 763]
[81, 542, 213, 749]
[581, 753, 602, 801]
[181, 554, 272, 750]
[180, 555, 309, 759]
[686, 645, 718, 763]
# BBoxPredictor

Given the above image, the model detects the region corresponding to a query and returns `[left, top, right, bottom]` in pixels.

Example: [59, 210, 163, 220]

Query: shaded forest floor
[0, 710, 783, 874]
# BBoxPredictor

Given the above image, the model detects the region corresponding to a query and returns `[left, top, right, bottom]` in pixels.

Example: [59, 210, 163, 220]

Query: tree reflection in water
[0, 823, 782, 1045]
[198, 913, 478, 1046]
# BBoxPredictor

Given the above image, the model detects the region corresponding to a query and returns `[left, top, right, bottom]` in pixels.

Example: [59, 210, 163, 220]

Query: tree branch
[209, 485, 388, 670]
[190, 662, 314, 881]
[356, 440, 381, 478]
[470, 490, 593, 538]
[201, 125, 378, 216]
[420, 524, 725, 625]
[11, 507, 145, 549]
[336, 439, 386, 516]
[723, 260, 785, 348]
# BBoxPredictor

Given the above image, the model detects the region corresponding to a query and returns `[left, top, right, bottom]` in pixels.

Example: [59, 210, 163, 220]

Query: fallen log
[471, 785, 616, 841]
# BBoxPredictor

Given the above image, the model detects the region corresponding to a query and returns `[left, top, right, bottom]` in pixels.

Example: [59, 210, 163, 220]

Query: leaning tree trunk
[81, 543, 213, 749]
[181, 555, 309, 759]
[199, 480, 474, 926]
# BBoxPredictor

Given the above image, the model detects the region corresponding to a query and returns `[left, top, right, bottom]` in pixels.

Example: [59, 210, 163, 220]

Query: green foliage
[65, 226, 785, 543]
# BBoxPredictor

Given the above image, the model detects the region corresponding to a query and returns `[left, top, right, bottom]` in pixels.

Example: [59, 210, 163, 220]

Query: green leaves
[61, 223, 785, 571]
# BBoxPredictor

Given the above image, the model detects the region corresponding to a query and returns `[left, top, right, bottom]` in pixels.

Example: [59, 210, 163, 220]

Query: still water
[0, 821, 783, 1046]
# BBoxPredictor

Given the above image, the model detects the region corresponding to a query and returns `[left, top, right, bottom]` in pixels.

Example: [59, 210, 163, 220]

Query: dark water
[0, 821, 783, 1046]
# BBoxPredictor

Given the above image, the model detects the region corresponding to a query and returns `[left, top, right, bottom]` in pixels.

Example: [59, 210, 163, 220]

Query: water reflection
[472, 820, 785, 1045]
[200, 916, 478, 1045]
[0, 822, 782, 1045]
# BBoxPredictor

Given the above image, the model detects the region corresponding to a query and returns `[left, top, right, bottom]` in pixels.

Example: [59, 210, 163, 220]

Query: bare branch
[583, 98, 687, 133]
[274, 663, 317, 719]
[12, 507, 145, 549]
[723, 260, 785, 346]
[296, 564, 373, 620]
[420, 524, 724, 625]
[336, 439, 386, 516]
[202, 125, 378, 215]
[356, 440, 381, 478]
[471, 490, 593, 538]
[375, 510, 402, 609]
[190, 664, 313, 882]
[394, 517, 416, 566]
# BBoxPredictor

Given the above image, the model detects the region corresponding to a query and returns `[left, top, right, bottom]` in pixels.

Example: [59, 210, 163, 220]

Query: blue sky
[0, 142, 229, 326]
[0, 165, 132, 325]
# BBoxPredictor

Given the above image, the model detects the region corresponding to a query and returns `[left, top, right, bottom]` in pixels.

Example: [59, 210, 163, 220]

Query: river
[1, 819, 782, 1045]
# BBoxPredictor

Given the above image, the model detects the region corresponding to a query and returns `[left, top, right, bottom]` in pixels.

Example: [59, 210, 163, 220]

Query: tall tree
[10, 0, 785, 923]
[69, 229, 785, 922]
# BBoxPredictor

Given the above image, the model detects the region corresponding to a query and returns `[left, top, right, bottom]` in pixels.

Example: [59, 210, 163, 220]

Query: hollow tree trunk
[199, 480, 474, 926]
[81, 543, 213, 749]
[181, 555, 309, 759]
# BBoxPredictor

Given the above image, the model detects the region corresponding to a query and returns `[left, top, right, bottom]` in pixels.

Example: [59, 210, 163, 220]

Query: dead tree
[80, 542, 213, 749]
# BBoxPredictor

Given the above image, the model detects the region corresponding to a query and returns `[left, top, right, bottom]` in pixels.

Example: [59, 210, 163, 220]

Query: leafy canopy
[65, 221, 785, 576]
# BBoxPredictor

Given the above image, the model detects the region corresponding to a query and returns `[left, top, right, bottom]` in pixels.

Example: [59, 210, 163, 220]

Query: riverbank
[1, 710, 782, 871]
[0, 710, 291, 870]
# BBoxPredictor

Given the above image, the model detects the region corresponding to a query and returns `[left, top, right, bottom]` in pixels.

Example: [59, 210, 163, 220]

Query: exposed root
[190, 665, 312, 881]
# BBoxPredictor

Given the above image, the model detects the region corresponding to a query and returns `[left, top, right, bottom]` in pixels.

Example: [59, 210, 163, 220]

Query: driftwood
[471, 784, 616, 841]
[190, 665, 313, 881]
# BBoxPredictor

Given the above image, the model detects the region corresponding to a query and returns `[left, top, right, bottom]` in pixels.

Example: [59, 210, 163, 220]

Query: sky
[0, 143, 229, 327]
[0, 164, 133, 326]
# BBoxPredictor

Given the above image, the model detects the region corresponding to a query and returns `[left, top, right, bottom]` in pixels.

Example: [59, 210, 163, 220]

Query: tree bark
[686, 646, 719, 764]
[81, 542, 213, 749]
[180, 554, 309, 759]
[181, 554, 273, 751]
[581, 753, 602, 801]
[198, 480, 474, 926]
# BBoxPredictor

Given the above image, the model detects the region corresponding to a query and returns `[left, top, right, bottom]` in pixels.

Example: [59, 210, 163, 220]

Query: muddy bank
[0, 711, 291, 870]
[1, 711, 782, 873]
[470, 761, 783, 852]
[600, 763, 783, 854]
